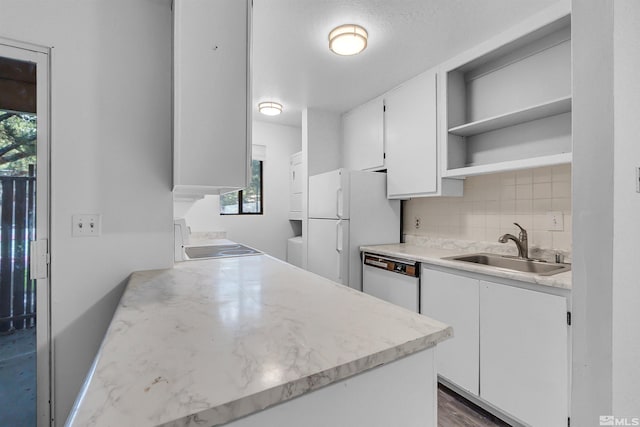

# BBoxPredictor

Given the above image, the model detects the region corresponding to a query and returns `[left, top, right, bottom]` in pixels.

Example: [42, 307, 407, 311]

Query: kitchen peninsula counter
[66, 253, 452, 427]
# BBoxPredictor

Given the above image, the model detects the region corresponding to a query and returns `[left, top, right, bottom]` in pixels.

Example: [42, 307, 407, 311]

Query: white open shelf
[448, 96, 572, 137]
[443, 152, 572, 178]
[442, 12, 572, 178]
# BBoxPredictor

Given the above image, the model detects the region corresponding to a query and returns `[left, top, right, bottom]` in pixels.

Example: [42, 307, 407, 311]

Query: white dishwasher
[362, 253, 420, 312]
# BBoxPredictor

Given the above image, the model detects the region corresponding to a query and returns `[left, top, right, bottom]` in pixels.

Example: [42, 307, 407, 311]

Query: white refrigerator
[307, 168, 400, 291]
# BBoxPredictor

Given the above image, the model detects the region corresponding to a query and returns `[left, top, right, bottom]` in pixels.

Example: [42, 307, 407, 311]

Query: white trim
[0, 36, 51, 54]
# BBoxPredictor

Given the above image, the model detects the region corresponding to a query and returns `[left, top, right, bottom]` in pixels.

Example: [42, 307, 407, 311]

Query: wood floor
[438, 384, 511, 427]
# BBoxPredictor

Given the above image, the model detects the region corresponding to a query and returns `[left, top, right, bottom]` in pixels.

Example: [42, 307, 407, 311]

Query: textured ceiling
[252, 0, 562, 127]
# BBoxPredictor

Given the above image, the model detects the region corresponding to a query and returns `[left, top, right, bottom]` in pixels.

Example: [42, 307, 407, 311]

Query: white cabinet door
[289, 152, 303, 219]
[421, 268, 479, 395]
[480, 280, 568, 427]
[173, 0, 251, 195]
[290, 152, 303, 194]
[385, 70, 438, 199]
[342, 97, 384, 171]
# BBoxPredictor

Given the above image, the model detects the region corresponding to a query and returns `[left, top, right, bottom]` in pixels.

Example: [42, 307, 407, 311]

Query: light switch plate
[72, 214, 102, 237]
[546, 211, 564, 231]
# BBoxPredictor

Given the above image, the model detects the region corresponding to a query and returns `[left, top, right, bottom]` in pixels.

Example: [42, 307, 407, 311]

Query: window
[220, 159, 263, 215]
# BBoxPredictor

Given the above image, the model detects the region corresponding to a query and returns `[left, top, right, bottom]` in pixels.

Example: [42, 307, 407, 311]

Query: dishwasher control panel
[363, 254, 419, 278]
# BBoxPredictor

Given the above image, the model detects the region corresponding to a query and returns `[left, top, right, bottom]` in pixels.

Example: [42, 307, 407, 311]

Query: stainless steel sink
[442, 253, 570, 276]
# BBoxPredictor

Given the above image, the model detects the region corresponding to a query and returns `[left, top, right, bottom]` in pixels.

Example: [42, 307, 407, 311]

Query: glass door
[0, 40, 50, 427]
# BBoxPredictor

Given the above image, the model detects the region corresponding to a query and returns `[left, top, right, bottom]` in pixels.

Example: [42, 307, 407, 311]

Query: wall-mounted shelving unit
[448, 96, 571, 138]
[440, 12, 572, 178]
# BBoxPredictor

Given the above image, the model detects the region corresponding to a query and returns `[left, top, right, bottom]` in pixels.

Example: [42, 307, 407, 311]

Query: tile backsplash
[403, 165, 572, 252]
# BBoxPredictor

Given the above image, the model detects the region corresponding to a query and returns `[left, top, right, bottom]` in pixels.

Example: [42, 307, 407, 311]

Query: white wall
[572, 1, 614, 423]
[612, 0, 640, 416]
[185, 121, 301, 260]
[573, 0, 640, 423]
[0, 1, 174, 424]
[305, 109, 341, 177]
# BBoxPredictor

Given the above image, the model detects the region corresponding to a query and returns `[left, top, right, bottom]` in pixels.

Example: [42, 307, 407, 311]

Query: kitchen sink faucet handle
[513, 222, 527, 238]
[498, 223, 529, 259]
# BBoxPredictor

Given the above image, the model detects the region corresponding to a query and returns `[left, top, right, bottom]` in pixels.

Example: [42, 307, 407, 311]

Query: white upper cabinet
[342, 97, 385, 172]
[440, 5, 571, 178]
[173, 0, 252, 196]
[385, 69, 463, 199]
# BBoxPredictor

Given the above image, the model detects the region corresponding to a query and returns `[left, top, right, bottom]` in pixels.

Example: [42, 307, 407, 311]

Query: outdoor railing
[0, 175, 36, 333]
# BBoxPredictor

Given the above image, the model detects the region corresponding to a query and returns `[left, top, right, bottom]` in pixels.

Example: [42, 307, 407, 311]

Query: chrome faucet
[499, 223, 529, 259]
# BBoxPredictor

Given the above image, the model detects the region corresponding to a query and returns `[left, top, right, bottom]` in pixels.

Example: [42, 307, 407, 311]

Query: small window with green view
[220, 159, 263, 215]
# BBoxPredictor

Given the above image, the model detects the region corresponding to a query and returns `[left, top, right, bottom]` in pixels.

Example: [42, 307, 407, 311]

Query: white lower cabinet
[479, 280, 568, 427]
[421, 268, 479, 395]
[421, 267, 569, 426]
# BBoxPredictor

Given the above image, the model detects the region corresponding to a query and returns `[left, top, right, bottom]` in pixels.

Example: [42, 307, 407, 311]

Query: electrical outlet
[72, 214, 102, 237]
[546, 211, 564, 231]
[414, 217, 421, 229]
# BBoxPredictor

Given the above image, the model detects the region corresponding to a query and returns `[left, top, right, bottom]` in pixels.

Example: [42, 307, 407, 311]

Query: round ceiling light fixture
[328, 24, 368, 56]
[258, 101, 283, 116]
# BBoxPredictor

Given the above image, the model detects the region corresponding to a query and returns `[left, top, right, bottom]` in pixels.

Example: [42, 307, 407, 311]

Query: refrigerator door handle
[336, 188, 343, 218]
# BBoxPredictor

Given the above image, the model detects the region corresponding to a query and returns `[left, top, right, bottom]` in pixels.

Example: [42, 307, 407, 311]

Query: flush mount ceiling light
[258, 101, 283, 116]
[328, 24, 368, 56]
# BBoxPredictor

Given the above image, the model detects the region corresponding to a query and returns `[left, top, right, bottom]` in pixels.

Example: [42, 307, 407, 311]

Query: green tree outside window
[0, 110, 37, 176]
[220, 159, 263, 215]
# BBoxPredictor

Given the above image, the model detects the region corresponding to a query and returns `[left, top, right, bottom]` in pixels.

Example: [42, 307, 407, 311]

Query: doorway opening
[0, 41, 50, 427]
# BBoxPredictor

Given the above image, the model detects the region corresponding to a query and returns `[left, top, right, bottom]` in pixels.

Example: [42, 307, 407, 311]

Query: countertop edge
[158, 329, 453, 427]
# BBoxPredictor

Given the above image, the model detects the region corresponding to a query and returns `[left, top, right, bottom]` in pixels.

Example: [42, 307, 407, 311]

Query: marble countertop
[66, 254, 452, 427]
[360, 243, 572, 290]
